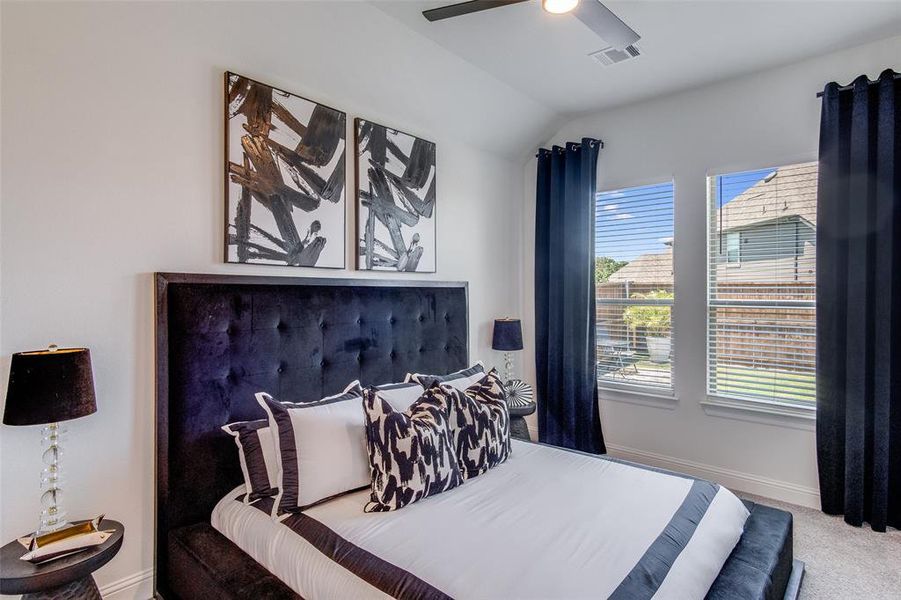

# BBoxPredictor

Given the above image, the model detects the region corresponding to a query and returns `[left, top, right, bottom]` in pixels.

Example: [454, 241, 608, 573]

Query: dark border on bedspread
[522, 440, 797, 600]
[610, 480, 720, 599]
[282, 513, 452, 600]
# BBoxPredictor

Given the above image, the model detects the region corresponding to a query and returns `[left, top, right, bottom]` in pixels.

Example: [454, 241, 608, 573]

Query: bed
[154, 272, 803, 599]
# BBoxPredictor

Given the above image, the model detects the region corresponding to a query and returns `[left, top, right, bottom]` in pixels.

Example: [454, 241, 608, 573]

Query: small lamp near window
[4, 345, 97, 534]
[492, 319, 524, 384]
[491, 319, 534, 411]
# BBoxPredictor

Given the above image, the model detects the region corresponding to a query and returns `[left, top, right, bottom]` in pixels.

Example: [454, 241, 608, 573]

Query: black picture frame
[354, 118, 437, 273]
[224, 72, 347, 269]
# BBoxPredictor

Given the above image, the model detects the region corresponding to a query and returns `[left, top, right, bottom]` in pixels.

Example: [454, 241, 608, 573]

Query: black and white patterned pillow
[362, 386, 463, 512]
[440, 369, 511, 479]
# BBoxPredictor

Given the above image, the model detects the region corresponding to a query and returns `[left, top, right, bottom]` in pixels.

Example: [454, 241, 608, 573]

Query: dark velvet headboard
[154, 272, 468, 594]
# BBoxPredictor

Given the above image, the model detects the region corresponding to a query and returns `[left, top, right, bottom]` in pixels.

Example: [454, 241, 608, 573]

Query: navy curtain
[816, 69, 900, 532]
[535, 138, 606, 454]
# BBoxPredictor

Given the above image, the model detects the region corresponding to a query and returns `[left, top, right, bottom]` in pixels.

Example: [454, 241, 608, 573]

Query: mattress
[211, 440, 750, 600]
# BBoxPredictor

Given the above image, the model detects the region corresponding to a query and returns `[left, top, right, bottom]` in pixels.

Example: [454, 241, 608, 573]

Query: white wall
[3, 0, 898, 594]
[0, 2, 555, 596]
[521, 35, 901, 505]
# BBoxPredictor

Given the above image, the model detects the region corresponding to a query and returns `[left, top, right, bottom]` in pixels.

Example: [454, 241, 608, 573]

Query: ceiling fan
[422, 0, 640, 51]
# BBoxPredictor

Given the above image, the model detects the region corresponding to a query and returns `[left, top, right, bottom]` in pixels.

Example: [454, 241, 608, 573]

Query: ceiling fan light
[542, 0, 579, 15]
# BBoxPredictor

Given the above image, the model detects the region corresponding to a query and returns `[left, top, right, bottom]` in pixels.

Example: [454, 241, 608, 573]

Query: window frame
[724, 231, 741, 264]
[594, 179, 676, 397]
[704, 163, 817, 419]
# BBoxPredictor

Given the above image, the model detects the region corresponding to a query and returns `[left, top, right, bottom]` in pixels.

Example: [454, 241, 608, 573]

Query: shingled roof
[719, 161, 817, 231]
[607, 248, 673, 284]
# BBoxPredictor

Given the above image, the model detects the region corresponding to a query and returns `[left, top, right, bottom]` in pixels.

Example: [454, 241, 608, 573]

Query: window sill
[598, 383, 678, 410]
[701, 395, 816, 431]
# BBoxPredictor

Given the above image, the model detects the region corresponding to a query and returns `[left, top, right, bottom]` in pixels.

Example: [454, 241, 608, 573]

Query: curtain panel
[535, 138, 606, 454]
[816, 69, 900, 532]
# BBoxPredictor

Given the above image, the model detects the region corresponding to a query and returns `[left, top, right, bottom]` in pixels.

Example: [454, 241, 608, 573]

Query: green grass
[714, 364, 815, 404]
[599, 357, 815, 404]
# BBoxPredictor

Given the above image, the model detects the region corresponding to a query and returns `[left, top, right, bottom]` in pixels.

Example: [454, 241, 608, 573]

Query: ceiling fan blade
[573, 0, 640, 50]
[423, 0, 530, 22]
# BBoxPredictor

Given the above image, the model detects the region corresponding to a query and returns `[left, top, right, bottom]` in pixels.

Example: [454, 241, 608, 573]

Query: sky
[595, 181, 674, 262]
[596, 168, 772, 262]
[717, 167, 773, 204]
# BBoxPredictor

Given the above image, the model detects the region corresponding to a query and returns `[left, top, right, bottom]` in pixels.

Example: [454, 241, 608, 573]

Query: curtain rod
[816, 73, 900, 98]
[535, 139, 604, 158]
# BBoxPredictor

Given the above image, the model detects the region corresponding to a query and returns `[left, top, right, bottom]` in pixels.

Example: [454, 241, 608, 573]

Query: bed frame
[154, 272, 803, 600]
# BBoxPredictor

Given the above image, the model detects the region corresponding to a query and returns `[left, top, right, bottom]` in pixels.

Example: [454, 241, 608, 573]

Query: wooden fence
[597, 282, 815, 371]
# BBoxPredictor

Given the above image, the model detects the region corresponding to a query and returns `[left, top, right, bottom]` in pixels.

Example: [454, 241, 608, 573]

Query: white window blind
[707, 162, 817, 406]
[596, 181, 674, 392]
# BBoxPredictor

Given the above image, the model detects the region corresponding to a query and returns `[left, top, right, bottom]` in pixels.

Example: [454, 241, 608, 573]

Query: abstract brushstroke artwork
[225, 72, 346, 268]
[355, 119, 436, 272]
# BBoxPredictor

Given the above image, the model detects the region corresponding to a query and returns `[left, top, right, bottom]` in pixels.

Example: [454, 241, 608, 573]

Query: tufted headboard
[155, 273, 468, 591]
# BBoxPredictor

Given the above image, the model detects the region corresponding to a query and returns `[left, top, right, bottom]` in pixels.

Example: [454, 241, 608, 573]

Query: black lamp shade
[3, 348, 97, 426]
[492, 319, 523, 351]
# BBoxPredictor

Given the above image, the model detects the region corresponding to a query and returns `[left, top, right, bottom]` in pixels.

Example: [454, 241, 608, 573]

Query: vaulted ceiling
[375, 0, 901, 116]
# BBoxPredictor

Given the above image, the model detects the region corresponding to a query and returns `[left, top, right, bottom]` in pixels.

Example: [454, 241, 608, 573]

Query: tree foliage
[622, 290, 674, 337]
[595, 256, 628, 283]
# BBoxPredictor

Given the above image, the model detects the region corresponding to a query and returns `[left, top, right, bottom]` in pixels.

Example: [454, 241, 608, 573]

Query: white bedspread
[212, 440, 749, 600]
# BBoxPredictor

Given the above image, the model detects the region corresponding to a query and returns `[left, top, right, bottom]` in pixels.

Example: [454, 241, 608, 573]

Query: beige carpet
[739, 493, 901, 599]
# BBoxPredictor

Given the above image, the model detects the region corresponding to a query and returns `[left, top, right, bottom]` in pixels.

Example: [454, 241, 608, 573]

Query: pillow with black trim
[256, 381, 365, 518]
[440, 369, 511, 480]
[405, 362, 485, 391]
[221, 419, 279, 503]
[372, 381, 426, 412]
[363, 385, 463, 512]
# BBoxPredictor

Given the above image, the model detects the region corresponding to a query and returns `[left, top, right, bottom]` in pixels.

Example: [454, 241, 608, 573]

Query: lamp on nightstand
[4, 345, 97, 534]
[492, 318, 523, 384]
[492, 319, 534, 410]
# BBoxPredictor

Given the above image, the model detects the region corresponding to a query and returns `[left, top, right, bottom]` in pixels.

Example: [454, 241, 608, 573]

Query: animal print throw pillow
[362, 386, 463, 512]
[440, 369, 511, 480]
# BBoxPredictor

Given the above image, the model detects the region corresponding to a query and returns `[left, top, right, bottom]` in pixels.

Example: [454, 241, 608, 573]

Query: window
[596, 181, 674, 392]
[725, 231, 740, 263]
[707, 162, 817, 407]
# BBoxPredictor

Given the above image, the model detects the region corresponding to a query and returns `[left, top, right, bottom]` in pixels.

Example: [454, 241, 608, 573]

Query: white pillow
[442, 370, 489, 392]
[372, 382, 426, 412]
[256, 381, 367, 518]
[406, 362, 485, 391]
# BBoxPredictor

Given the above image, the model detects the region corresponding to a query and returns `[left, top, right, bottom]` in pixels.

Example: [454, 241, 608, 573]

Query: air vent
[589, 44, 640, 67]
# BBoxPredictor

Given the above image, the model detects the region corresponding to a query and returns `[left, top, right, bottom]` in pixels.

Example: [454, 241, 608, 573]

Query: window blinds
[596, 182, 674, 392]
[707, 162, 817, 406]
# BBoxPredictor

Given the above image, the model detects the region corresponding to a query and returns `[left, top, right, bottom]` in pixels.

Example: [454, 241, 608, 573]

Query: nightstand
[0, 519, 124, 599]
[504, 378, 535, 441]
[508, 402, 536, 441]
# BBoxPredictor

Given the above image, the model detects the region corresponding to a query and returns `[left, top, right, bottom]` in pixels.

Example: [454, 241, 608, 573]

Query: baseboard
[100, 567, 153, 600]
[606, 443, 821, 509]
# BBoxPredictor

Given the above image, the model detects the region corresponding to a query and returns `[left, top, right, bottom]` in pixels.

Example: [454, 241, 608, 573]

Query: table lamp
[492, 318, 523, 384]
[4, 345, 97, 533]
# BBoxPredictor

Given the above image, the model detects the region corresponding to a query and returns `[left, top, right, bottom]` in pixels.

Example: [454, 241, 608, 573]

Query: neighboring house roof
[607, 248, 672, 283]
[601, 162, 818, 285]
[719, 162, 817, 232]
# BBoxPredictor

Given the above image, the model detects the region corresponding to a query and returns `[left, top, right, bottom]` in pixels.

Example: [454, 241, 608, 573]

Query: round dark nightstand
[508, 401, 536, 441]
[504, 379, 535, 441]
[0, 520, 124, 600]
